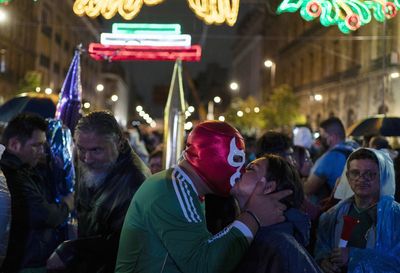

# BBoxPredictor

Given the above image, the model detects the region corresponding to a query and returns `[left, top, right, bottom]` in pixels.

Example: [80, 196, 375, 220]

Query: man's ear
[7, 137, 21, 154]
[264, 180, 277, 194]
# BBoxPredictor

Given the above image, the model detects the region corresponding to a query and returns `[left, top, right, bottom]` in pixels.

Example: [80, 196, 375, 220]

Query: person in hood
[232, 154, 322, 273]
[115, 121, 292, 273]
[315, 148, 400, 273]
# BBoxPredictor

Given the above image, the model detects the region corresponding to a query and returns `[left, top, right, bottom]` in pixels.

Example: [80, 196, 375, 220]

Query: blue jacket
[234, 208, 322, 273]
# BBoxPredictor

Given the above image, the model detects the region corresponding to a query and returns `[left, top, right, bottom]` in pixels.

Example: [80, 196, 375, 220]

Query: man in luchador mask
[115, 121, 292, 273]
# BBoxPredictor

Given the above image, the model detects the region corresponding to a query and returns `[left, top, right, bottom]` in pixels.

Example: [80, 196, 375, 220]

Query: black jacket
[0, 150, 70, 272]
[56, 141, 151, 273]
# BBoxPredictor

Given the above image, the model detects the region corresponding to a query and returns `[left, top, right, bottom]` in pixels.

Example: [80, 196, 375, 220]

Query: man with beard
[47, 111, 151, 272]
[304, 117, 356, 206]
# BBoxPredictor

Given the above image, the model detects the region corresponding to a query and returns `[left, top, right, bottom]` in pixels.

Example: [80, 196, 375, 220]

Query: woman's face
[299, 149, 313, 177]
[231, 158, 275, 208]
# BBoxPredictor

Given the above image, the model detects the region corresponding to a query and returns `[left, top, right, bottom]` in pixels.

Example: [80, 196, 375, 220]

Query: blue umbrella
[55, 48, 82, 134]
[0, 94, 56, 123]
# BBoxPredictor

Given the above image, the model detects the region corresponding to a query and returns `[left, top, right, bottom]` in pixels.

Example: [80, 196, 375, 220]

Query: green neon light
[0, 0, 11, 3]
[277, 0, 400, 34]
[112, 23, 181, 35]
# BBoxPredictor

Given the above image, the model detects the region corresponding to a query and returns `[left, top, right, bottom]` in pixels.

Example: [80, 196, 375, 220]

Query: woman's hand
[329, 247, 349, 267]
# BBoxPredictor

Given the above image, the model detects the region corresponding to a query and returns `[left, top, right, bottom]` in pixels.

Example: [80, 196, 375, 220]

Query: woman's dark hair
[256, 131, 292, 157]
[347, 148, 379, 169]
[263, 154, 304, 208]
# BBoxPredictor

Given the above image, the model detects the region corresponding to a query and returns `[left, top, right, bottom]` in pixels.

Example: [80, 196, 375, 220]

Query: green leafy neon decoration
[277, 0, 399, 34]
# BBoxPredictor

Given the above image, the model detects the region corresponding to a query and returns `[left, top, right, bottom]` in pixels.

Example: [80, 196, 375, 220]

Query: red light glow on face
[88, 43, 202, 62]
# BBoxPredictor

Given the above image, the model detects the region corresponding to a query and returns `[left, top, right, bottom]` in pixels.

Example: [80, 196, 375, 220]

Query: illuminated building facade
[0, 0, 103, 108]
[232, 2, 400, 129]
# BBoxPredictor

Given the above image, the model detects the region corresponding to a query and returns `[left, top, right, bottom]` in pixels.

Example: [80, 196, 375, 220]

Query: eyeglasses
[347, 169, 378, 181]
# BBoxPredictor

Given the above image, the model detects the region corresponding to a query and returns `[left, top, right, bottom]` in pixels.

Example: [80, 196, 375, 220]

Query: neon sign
[88, 44, 202, 62]
[73, 0, 239, 26]
[89, 23, 202, 62]
[73, 0, 164, 20]
[277, 0, 399, 34]
[112, 23, 181, 35]
[100, 33, 192, 47]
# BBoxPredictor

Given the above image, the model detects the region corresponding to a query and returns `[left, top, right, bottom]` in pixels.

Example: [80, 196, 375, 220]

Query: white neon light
[100, 33, 192, 47]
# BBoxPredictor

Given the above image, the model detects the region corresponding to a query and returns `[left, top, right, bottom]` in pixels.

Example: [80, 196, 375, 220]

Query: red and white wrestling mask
[184, 121, 246, 196]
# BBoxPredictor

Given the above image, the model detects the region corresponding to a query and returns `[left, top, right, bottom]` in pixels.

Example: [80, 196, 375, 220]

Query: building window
[53, 62, 60, 74]
[347, 109, 356, 127]
[39, 54, 50, 68]
[64, 41, 70, 52]
[41, 26, 52, 38]
[41, 5, 52, 38]
[316, 113, 321, 128]
[0, 49, 6, 73]
[55, 33, 61, 45]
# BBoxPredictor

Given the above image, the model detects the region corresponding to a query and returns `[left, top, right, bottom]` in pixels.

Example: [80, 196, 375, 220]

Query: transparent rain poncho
[317, 148, 400, 273]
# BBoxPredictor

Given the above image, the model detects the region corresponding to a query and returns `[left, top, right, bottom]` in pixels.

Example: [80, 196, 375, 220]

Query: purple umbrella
[55, 48, 82, 134]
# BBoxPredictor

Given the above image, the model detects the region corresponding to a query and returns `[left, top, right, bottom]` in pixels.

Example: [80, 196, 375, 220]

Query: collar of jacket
[0, 149, 31, 170]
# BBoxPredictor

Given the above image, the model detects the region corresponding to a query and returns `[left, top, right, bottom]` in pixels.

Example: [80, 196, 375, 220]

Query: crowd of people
[0, 111, 399, 273]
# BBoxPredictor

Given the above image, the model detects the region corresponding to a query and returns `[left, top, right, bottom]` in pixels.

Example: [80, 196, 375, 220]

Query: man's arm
[304, 174, 325, 196]
[151, 182, 291, 273]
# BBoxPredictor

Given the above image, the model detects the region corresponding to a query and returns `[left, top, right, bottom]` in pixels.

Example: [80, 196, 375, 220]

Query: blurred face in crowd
[8, 129, 46, 168]
[319, 128, 332, 149]
[346, 159, 380, 202]
[231, 158, 276, 209]
[297, 149, 313, 177]
[75, 131, 119, 174]
[149, 155, 163, 174]
[280, 148, 296, 166]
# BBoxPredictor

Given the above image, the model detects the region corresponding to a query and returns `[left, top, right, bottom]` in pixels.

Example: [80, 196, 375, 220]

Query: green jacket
[116, 167, 249, 273]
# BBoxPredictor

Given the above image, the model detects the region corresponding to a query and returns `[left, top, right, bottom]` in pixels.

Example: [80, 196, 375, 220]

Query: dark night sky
[103, 0, 257, 113]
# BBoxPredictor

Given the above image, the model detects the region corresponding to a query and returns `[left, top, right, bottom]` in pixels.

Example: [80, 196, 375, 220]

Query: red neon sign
[88, 43, 201, 62]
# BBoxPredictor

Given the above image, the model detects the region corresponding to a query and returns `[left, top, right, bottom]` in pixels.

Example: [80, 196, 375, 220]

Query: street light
[213, 96, 221, 103]
[207, 96, 222, 120]
[390, 72, 400, 79]
[264, 59, 276, 87]
[0, 8, 7, 23]
[111, 94, 118, 102]
[229, 81, 239, 91]
[96, 84, 104, 92]
[314, 94, 323, 101]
